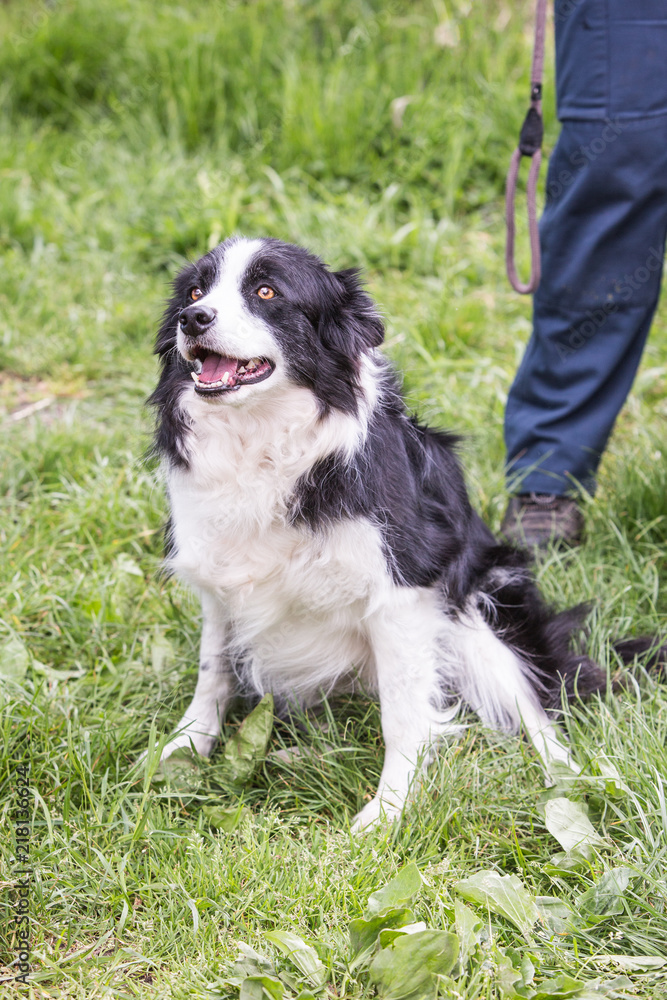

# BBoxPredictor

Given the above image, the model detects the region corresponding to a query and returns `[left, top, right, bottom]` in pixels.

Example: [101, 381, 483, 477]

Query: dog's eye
[190, 287, 204, 301]
[257, 286, 276, 300]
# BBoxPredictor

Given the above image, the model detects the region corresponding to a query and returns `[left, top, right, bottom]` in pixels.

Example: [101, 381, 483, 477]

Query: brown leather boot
[500, 493, 584, 549]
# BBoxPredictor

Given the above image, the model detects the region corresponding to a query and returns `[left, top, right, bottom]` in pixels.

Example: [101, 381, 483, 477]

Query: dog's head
[155, 237, 384, 415]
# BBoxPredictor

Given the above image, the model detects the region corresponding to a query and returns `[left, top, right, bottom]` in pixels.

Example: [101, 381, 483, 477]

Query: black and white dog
[148, 236, 656, 830]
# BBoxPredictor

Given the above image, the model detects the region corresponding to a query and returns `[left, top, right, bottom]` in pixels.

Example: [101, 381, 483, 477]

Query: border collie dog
[149, 236, 651, 831]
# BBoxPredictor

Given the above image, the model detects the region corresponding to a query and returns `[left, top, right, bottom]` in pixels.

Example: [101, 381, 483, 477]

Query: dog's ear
[154, 295, 182, 357]
[319, 267, 384, 362]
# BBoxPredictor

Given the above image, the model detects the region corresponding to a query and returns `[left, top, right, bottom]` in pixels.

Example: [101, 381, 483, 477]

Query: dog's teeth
[191, 371, 200, 382]
[222, 372, 230, 384]
[237, 366, 246, 374]
[249, 357, 261, 367]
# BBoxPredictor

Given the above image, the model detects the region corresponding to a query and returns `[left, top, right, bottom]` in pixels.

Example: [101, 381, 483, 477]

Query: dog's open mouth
[189, 350, 275, 395]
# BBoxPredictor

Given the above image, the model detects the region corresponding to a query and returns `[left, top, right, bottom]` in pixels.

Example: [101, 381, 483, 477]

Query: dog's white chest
[169, 477, 380, 605]
[164, 410, 390, 697]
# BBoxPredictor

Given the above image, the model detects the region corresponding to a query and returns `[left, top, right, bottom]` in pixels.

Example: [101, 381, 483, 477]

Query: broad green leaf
[265, 930, 326, 989]
[544, 760, 581, 788]
[221, 694, 274, 788]
[544, 798, 604, 860]
[454, 900, 483, 968]
[544, 852, 590, 874]
[576, 868, 635, 918]
[434, 977, 459, 997]
[586, 976, 634, 994]
[31, 661, 84, 682]
[151, 634, 174, 674]
[115, 553, 144, 577]
[594, 756, 630, 797]
[535, 896, 579, 934]
[349, 907, 415, 963]
[365, 863, 422, 917]
[351, 859, 423, 968]
[495, 945, 536, 998]
[203, 803, 251, 832]
[240, 976, 284, 1000]
[369, 929, 459, 1000]
[505, 947, 536, 989]
[0, 635, 30, 682]
[229, 942, 277, 984]
[454, 871, 539, 938]
[602, 955, 665, 972]
[150, 747, 202, 793]
[531, 975, 588, 998]
[378, 922, 427, 948]
[561, 975, 638, 999]
[494, 949, 523, 999]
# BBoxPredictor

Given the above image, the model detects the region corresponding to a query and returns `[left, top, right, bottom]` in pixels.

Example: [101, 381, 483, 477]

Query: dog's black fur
[147, 237, 664, 825]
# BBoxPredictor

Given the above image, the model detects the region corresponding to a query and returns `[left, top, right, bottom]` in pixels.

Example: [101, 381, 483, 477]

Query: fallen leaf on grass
[349, 863, 423, 966]
[595, 955, 666, 972]
[349, 908, 415, 964]
[495, 945, 536, 998]
[0, 635, 30, 682]
[223, 942, 287, 998]
[240, 975, 284, 1000]
[544, 798, 604, 860]
[535, 895, 579, 935]
[454, 871, 539, 938]
[585, 974, 634, 993]
[368, 929, 459, 1000]
[265, 930, 326, 989]
[377, 922, 427, 948]
[230, 942, 277, 982]
[544, 853, 590, 874]
[576, 868, 636, 918]
[569, 994, 614, 1000]
[202, 803, 251, 831]
[31, 661, 85, 682]
[454, 900, 484, 969]
[530, 974, 588, 998]
[220, 694, 274, 788]
[594, 756, 631, 797]
[365, 863, 422, 917]
[151, 634, 174, 675]
[150, 747, 202, 794]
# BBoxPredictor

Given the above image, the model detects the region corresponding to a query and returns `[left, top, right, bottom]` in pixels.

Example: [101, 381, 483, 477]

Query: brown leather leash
[505, 0, 547, 294]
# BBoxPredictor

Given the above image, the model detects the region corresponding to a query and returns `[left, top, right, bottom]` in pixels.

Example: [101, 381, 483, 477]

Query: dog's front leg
[352, 597, 459, 832]
[160, 593, 235, 760]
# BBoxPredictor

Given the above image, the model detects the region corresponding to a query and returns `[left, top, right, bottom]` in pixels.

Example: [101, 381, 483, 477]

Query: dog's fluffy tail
[613, 636, 667, 675]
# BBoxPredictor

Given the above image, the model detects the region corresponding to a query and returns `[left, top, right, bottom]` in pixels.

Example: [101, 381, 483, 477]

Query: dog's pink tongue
[199, 354, 237, 384]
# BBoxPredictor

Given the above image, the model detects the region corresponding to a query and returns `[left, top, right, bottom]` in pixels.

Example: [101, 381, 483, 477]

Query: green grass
[1, 0, 667, 996]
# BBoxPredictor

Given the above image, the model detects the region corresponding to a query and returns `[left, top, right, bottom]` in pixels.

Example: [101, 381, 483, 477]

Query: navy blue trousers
[504, 0, 667, 495]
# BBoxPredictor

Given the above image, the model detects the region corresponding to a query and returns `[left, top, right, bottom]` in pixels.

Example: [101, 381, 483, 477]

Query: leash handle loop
[505, 147, 542, 294]
[505, 0, 548, 295]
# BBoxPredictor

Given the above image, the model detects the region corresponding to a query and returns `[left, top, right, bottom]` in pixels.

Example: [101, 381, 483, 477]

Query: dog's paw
[165, 731, 217, 758]
[351, 796, 402, 834]
[136, 730, 217, 769]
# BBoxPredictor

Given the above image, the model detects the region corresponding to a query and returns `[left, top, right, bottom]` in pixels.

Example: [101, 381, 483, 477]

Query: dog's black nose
[179, 304, 217, 337]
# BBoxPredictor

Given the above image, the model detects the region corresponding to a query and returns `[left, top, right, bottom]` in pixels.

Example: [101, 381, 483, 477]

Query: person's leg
[505, 115, 667, 500]
[504, 0, 667, 531]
